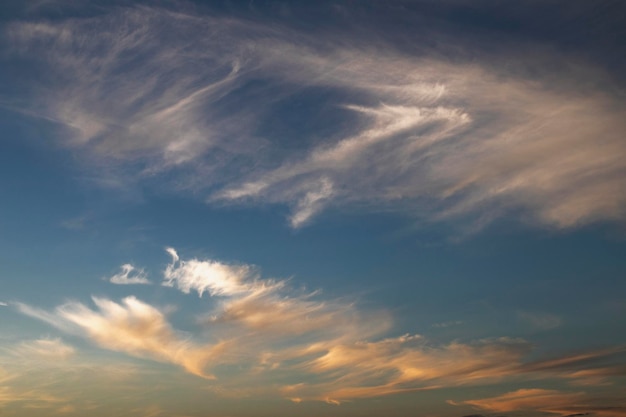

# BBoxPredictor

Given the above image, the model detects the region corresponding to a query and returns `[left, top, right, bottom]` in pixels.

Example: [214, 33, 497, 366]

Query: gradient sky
[1, 1, 626, 416]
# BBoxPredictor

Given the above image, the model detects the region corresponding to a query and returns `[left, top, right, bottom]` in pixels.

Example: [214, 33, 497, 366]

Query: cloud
[15, 302, 77, 333]
[455, 388, 626, 416]
[14, 249, 626, 403]
[0, 386, 66, 407]
[519, 345, 626, 385]
[283, 336, 531, 403]
[216, 55, 626, 230]
[164, 248, 391, 344]
[517, 311, 562, 330]
[0, 343, 150, 415]
[216, 102, 471, 226]
[60, 296, 218, 378]
[4, 5, 626, 232]
[459, 388, 585, 412]
[108, 263, 151, 285]
[14, 338, 75, 360]
[163, 248, 255, 297]
[0, 302, 7, 306]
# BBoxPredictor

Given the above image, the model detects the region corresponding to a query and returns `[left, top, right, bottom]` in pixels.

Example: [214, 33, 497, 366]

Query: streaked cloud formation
[57, 296, 214, 378]
[455, 388, 626, 416]
[163, 247, 253, 296]
[0, 347, 147, 416]
[5, 3, 626, 230]
[15, 249, 626, 405]
[1, 2, 625, 416]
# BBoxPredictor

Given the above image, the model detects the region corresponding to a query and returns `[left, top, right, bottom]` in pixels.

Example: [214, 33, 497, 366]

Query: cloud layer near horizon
[14, 248, 626, 405]
[452, 388, 626, 417]
[4, 4, 626, 231]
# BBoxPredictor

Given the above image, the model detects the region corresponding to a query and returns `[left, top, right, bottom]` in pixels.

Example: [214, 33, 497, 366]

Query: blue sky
[1, 1, 625, 416]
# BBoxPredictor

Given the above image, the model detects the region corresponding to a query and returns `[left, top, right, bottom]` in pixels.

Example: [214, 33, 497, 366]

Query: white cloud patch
[108, 263, 151, 285]
[0, 302, 7, 307]
[163, 247, 256, 297]
[4, 6, 626, 232]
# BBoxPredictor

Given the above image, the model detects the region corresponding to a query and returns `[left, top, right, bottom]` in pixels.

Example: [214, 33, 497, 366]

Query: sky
[0, 0, 625, 416]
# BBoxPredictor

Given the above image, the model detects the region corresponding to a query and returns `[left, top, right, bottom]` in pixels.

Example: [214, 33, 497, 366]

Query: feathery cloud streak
[4, 5, 626, 230]
[454, 388, 626, 416]
[15, 249, 626, 403]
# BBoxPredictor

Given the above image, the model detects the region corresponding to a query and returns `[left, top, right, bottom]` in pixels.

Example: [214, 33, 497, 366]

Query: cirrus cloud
[108, 263, 150, 285]
[14, 248, 626, 404]
[3, 4, 625, 232]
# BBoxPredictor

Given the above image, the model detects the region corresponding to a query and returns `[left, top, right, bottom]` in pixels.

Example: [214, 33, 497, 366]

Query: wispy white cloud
[5, 8, 257, 172]
[163, 247, 255, 297]
[0, 302, 7, 307]
[15, 302, 77, 333]
[108, 264, 150, 285]
[5, 6, 625, 232]
[284, 336, 531, 403]
[216, 53, 626, 230]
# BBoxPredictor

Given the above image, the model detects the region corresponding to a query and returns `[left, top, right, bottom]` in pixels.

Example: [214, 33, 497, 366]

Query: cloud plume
[15, 248, 626, 403]
[42, 296, 216, 378]
[3, 4, 625, 231]
[454, 388, 626, 416]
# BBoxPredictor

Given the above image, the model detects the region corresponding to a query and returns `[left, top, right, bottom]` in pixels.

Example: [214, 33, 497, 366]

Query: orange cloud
[456, 388, 626, 416]
[58, 296, 216, 378]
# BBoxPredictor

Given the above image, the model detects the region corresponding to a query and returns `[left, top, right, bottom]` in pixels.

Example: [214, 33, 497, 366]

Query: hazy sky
[1, 1, 625, 416]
